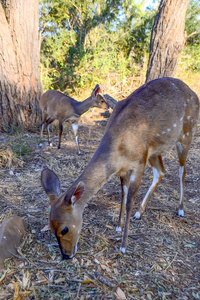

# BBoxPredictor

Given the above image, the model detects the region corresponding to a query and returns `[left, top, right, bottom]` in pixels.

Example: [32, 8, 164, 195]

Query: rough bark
[0, 0, 42, 132]
[146, 0, 190, 83]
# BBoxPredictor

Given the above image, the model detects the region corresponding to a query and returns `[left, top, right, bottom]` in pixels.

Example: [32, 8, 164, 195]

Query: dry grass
[0, 115, 200, 300]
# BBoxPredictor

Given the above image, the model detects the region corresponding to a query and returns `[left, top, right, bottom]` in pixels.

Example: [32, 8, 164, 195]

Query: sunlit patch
[173, 124, 177, 127]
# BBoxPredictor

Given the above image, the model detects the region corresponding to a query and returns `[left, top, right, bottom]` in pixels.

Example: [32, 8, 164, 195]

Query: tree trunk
[146, 0, 190, 83]
[0, 0, 42, 132]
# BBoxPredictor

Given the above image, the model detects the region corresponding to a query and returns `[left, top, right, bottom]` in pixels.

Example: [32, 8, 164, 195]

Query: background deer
[41, 77, 199, 259]
[40, 84, 108, 154]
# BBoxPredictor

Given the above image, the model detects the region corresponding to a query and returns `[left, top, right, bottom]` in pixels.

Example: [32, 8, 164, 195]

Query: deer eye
[61, 227, 69, 235]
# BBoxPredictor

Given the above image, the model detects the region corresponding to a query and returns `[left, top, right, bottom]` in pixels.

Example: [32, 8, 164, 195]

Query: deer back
[102, 77, 199, 175]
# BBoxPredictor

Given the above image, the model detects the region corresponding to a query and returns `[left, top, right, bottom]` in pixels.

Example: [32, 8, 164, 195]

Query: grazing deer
[40, 84, 108, 154]
[41, 77, 199, 258]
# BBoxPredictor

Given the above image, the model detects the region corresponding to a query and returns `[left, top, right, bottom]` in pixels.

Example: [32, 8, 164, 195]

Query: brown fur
[41, 77, 199, 258]
[40, 85, 108, 154]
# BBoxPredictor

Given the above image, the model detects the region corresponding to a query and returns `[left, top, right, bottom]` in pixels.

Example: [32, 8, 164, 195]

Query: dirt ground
[0, 110, 200, 300]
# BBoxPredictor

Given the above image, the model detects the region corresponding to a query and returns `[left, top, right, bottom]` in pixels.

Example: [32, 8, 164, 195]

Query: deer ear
[92, 84, 100, 97]
[41, 167, 61, 206]
[64, 181, 85, 207]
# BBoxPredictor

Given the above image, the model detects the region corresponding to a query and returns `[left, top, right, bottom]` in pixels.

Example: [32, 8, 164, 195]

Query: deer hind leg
[120, 165, 145, 253]
[176, 137, 192, 217]
[116, 175, 130, 233]
[72, 122, 81, 155]
[134, 155, 165, 220]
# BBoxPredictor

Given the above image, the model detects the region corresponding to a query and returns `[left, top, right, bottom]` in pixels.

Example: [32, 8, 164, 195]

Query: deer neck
[70, 146, 113, 210]
[75, 96, 95, 115]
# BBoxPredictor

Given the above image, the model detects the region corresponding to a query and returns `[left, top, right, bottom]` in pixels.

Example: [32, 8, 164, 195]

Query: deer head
[41, 167, 85, 259]
[91, 84, 108, 109]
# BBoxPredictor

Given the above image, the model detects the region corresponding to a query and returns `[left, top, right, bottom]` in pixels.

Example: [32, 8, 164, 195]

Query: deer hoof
[178, 209, 184, 217]
[116, 226, 121, 232]
[133, 211, 141, 220]
[119, 247, 126, 254]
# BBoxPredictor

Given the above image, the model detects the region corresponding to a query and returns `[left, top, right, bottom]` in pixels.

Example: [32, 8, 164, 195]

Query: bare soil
[0, 112, 199, 300]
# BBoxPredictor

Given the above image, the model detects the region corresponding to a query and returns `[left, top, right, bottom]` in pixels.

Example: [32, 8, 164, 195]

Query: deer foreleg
[72, 123, 81, 155]
[116, 176, 129, 233]
[120, 169, 144, 254]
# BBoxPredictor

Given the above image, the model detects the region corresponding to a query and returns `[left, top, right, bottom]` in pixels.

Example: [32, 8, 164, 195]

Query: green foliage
[183, 0, 200, 73]
[39, 0, 200, 94]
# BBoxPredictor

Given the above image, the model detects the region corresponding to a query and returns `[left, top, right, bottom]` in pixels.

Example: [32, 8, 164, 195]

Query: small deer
[41, 77, 199, 258]
[40, 84, 108, 154]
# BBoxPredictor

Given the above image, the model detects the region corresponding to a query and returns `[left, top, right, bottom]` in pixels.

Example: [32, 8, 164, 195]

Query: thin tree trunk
[146, 0, 190, 83]
[0, 0, 42, 132]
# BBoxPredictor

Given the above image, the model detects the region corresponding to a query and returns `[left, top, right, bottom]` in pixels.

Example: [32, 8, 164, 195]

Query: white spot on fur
[184, 103, 187, 107]
[173, 124, 177, 127]
[180, 117, 183, 121]
[183, 134, 185, 139]
[187, 132, 189, 136]
[120, 247, 126, 254]
[162, 131, 165, 134]
[167, 128, 171, 132]
[116, 226, 122, 232]
[178, 209, 184, 217]
[187, 116, 191, 120]
[156, 133, 160, 137]
[72, 225, 76, 228]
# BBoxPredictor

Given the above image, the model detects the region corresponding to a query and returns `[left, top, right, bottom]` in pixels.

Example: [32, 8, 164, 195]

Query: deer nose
[62, 253, 72, 260]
